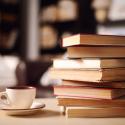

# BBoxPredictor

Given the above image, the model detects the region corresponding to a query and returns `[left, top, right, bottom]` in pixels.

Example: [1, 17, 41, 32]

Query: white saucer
[0, 102, 45, 116]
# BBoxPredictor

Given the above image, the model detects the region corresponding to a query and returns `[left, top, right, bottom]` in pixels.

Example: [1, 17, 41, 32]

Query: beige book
[67, 46, 125, 58]
[54, 85, 125, 99]
[57, 96, 125, 107]
[63, 34, 125, 47]
[53, 58, 125, 69]
[66, 106, 125, 118]
[49, 68, 125, 82]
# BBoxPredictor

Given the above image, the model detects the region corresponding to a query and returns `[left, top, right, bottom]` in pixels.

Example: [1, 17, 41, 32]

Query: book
[67, 46, 125, 58]
[53, 58, 125, 69]
[66, 106, 125, 118]
[63, 34, 125, 47]
[54, 85, 125, 99]
[57, 96, 125, 107]
[49, 68, 125, 82]
[62, 80, 125, 88]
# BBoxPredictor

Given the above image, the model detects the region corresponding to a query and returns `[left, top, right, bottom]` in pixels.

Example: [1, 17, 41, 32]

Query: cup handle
[0, 92, 10, 106]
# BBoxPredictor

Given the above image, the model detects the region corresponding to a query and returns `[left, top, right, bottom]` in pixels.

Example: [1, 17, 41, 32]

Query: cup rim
[7, 86, 36, 90]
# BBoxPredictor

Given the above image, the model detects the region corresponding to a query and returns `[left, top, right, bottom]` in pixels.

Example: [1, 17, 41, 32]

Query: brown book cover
[49, 68, 125, 82]
[67, 46, 125, 58]
[57, 96, 125, 107]
[63, 34, 125, 47]
[54, 85, 125, 99]
[62, 80, 125, 88]
[66, 106, 125, 118]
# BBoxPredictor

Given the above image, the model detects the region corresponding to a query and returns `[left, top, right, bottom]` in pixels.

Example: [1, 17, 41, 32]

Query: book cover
[53, 58, 125, 69]
[54, 85, 125, 99]
[61, 80, 125, 88]
[63, 34, 125, 47]
[57, 96, 125, 107]
[50, 68, 125, 82]
[67, 46, 125, 58]
[66, 106, 125, 118]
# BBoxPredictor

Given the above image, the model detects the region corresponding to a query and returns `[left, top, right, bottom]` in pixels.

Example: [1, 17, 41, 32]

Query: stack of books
[50, 34, 125, 118]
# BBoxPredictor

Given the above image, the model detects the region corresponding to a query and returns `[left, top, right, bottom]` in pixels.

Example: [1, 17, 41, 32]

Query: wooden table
[0, 98, 125, 125]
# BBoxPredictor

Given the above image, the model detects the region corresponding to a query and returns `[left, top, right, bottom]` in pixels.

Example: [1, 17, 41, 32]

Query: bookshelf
[0, 0, 19, 55]
[93, 0, 125, 36]
[0, 0, 96, 59]
[39, 0, 96, 61]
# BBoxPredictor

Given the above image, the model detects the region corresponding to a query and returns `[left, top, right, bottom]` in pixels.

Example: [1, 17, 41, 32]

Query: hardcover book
[66, 106, 125, 118]
[57, 96, 125, 107]
[67, 46, 125, 58]
[63, 34, 125, 47]
[50, 68, 125, 82]
[53, 58, 125, 69]
[61, 80, 125, 88]
[54, 85, 125, 99]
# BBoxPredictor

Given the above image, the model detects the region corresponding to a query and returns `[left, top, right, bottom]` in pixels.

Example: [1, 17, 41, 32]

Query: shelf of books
[0, 0, 19, 54]
[93, 0, 125, 36]
[39, 0, 96, 61]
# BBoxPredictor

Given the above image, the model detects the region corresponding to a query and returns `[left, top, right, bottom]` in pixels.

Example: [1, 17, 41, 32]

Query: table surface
[0, 98, 125, 125]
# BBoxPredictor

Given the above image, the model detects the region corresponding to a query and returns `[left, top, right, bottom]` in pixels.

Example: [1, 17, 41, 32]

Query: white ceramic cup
[0, 86, 36, 109]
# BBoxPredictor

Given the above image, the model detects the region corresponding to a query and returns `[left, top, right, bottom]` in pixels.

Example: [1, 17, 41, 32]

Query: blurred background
[0, 0, 125, 97]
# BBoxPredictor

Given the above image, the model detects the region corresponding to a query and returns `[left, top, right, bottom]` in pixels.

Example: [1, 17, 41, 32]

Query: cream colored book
[53, 58, 125, 69]
[49, 68, 125, 82]
[67, 46, 125, 58]
[66, 106, 125, 118]
[63, 34, 125, 47]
